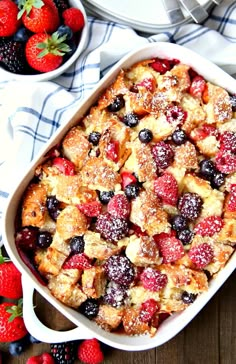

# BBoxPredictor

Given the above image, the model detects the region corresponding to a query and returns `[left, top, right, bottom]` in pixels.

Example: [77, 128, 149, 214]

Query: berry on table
[26, 352, 55, 364]
[0, 251, 23, 299]
[0, 300, 28, 342]
[50, 341, 77, 364]
[77, 338, 104, 364]
[8, 335, 29, 356]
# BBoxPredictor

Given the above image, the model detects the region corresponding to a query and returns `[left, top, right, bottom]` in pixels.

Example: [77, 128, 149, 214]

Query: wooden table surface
[2, 269, 235, 364]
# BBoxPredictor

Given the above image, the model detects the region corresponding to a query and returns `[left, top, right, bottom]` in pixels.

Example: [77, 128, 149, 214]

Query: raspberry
[15, 227, 38, 251]
[62, 7, 85, 33]
[95, 212, 129, 242]
[77, 201, 102, 217]
[140, 299, 159, 323]
[165, 105, 187, 125]
[103, 281, 127, 307]
[188, 243, 214, 269]
[50, 341, 76, 364]
[194, 216, 224, 237]
[26, 352, 55, 364]
[219, 131, 236, 153]
[77, 338, 104, 364]
[154, 172, 179, 206]
[104, 255, 135, 286]
[178, 192, 203, 220]
[150, 58, 171, 74]
[107, 194, 130, 219]
[140, 267, 168, 291]
[106, 140, 119, 162]
[157, 236, 185, 263]
[227, 184, 236, 211]
[151, 141, 174, 169]
[62, 253, 92, 269]
[215, 150, 236, 174]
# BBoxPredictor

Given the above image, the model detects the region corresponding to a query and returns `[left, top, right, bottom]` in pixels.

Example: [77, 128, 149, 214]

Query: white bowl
[0, 0, 88, 82]
[3, 42, 236, 351]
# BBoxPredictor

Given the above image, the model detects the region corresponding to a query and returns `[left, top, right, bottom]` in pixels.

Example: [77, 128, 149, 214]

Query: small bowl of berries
[0, 0, 88, 81]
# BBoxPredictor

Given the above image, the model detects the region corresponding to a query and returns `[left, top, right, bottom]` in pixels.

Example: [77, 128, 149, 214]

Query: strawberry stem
[5, 299, 24, 322]
[0, 249, 11, 264]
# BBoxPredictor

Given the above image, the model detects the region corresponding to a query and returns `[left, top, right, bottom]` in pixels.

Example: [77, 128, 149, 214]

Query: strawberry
[189, 75, 206, 98]
[18, 0, 60, 34]
[121, 171, 137, 189]
[62, 253, 92, 270]
[52, 156, 75, 175]
[154, 172, 178, 206]
[62, 7, 85, 33]
[0, 0, 21, 36]
[194, 216, 224, 237]
[77, 201, 102, 217]
[25, 32, 71, 73]
[190, 124, 219, 141]
[227, 184, 236, 211]
[26, 352, 55, 364]
[156, 236, 184, 263]
[77, 338, 104, 364]
[140, 267, 168, 292]
[188, 243, 214, 269]
[0, 252, 23, 299]
[136, 77, 156, 92]
[140, 299, 159, 323]
[0, 300, 28, 342]
[106, 140, 119, 163]
[107, 194, 130, 219]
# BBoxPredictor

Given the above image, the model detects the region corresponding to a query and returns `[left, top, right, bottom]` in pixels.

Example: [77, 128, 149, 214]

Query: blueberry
[79, 298, 99, 319]
[138, 128, 153, 143]
[181, 291, 197, 304]
[88, 131, 101, 146]
[171, 214, 188, 231]
[172, 129, 187, 145]
[123, 112, 139, 127]
[9, 336, 29, 356]
[57, 25, 73, 40]
[63, 39, 77, 61]
[13, 27, 30, 42]
[28, 334, 41, 344]
[99, 190, 114, 205]
[46, 196, 60, 220]
[70, 235, 85, 253]
[124, 183, 140, 199]
[37, 231, 52, 248]
[199, 159, 216, 180]
[230, 94, 236, 111]
[107, 95, 125, 112]
[177, 229, 193, 245]
[211, 171, 225, 189]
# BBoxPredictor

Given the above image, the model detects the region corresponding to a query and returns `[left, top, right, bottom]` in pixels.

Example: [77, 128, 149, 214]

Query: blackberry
[37, 231, 52, 249]
[57, 25, 73, 40]
[172, 129, 187, 145]
[50, 341, 76, 364]
[107, 95, 125, 112]
[69, 236, 85, 253]
[181, 291, 197, 304]
[152, 141, 174, 169]
[103, 281, 127, 307]
[53, 0, 69, 14]
[104, 255, 135, 286]
[0, 38, 28, 74]
[138, 128, 153, 143]
[229, 94, 236, 111]
[171, 214, 188, 231]
[98, 190, 114, 205]
[178, 192, 203, 220]
[88, 131, 101, 146]
[79, 298, 99, 319]
[124, 183, 140, 199]
[199, 159, 216, 180]
[95, 213, 129, 242]
[211, 171, 225, 189]
[123, 112, 139, 127]
[177, 229, 194, 245]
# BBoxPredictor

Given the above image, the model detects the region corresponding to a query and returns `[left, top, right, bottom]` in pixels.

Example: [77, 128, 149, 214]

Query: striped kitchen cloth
[0, 0, 236, 244]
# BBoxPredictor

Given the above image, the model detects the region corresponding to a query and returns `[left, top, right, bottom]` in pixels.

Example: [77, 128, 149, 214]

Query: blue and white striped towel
[0, 0, 236, 245]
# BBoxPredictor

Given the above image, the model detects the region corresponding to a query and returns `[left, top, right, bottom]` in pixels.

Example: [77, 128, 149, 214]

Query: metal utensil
[178, 0, 209, 23]
[162, 0, 185, 23]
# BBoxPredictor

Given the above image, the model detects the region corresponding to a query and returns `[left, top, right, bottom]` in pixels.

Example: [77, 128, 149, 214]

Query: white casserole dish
[3, 42, 236, 351]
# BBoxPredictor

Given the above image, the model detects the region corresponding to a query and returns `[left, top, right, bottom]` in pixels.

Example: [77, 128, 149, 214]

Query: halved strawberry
[156, 236, 184, 263]
[52, 157, 75, 175]
[62, 253, 92, 270]
[77, 201, 102, 217]
[227, 184, 236, 211]
[190, 124, 219, 142]
[136, 77, 156, 92]
[154, 172, 178, 206]
[106, 140, 119, 163]
[189, 75, 206, 98]
[121, 171, 137, 189]
[194, 216, 224, 237]
[107, 194, 130, 219]
[188, 243, 214, 269]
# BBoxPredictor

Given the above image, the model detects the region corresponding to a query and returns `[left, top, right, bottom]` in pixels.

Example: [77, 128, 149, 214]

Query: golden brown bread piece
[21, 183, 47, 227]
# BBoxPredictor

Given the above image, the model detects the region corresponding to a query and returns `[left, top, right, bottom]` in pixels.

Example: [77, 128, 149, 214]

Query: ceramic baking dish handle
[22, 275, 93, 343]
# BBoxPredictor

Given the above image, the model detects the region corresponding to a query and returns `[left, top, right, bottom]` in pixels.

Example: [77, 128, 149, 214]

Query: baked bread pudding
[15, 56, 236, 337]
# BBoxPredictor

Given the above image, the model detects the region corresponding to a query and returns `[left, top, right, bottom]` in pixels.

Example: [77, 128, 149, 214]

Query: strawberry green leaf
[17, 0, 45, 19]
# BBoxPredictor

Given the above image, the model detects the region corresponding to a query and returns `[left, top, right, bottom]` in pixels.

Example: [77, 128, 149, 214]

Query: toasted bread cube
[130, 190, 170, 236]
[135, 113, 176, 142]
[182, 174, 212, 199]
[216, 218, 236, 245]
[37, 247, 67, 276]
[201, 189, 224, 218]
[174, 141, 198, 170]
[62, 127, 91, 170]
[195, 135, 219, 157]
[81, 266, 107, 299]
[181, 94, 206, 133]
[50, 231, 70, 256]
[218, 119, 236, 133]
[94, 305, 124, 331]
[204, 83, 232, 124]
[122, 307, 154, 336]
[21, 183, 47, 228]
[127, 286, 160, 306]
[125, 235, 161, 266]
[83, 231, 121, 260]
[205, 243, 234, 275]
[56, 205, 88, 240]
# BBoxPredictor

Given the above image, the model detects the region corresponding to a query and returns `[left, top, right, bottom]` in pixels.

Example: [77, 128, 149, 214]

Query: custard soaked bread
[16, 56, 236, 337]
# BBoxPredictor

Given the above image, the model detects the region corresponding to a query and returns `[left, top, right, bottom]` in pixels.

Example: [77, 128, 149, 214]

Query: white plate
[82, 0, 213, 33]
